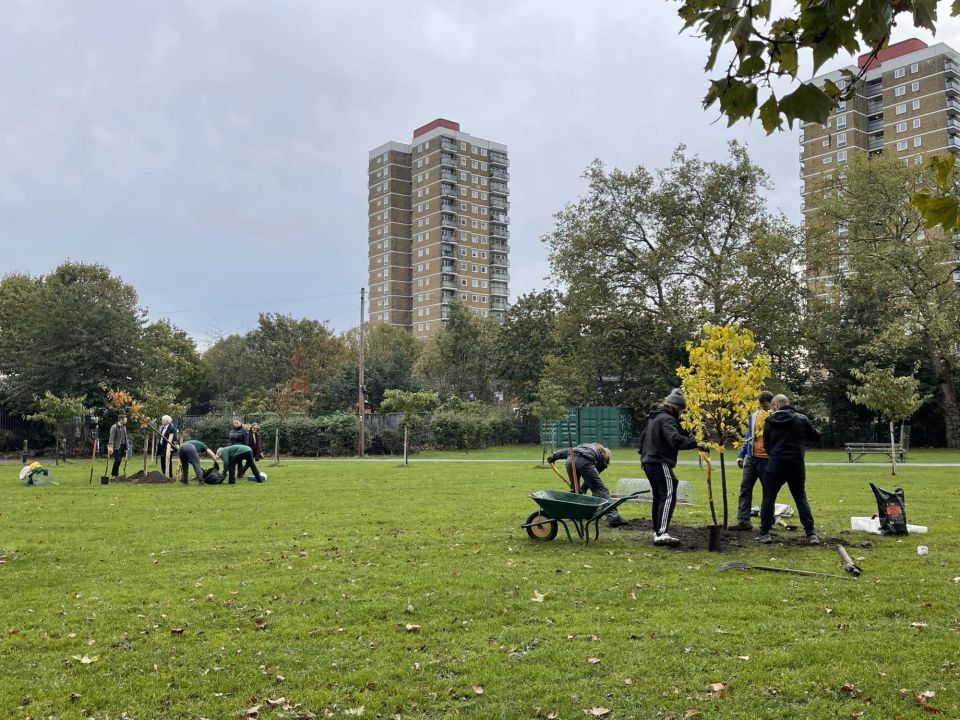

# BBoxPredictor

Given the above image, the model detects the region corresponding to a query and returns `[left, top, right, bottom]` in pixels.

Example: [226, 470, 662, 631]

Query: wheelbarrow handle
[592, 490, 648, 521]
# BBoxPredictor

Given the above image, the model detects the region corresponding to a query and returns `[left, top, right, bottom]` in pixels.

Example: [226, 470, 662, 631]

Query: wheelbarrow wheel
[525, 511, 558, 541]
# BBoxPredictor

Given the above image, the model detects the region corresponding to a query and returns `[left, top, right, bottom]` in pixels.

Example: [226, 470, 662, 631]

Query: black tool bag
[202, 466, 224, 485]
[869, 483, 908, 535]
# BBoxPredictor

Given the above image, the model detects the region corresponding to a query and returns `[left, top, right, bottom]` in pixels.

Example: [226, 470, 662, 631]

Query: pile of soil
[616, 518, 863, 552]
[122, 470, 175, 484]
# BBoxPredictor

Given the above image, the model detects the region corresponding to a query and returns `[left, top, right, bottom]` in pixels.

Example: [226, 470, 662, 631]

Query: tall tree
[544, 143, 803, 405]
[494, 290, 561, 406]
[1, 262, 145, 414]
[806, 152, 960, 447]
[141, 319, 205, 409]
[414, 301, 498, 401]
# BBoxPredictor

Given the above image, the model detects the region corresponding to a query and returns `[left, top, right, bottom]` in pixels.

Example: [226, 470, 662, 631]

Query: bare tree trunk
[890, 420, 897, 476]
[274, 428, 280, 467]
[925, 335, 960, 448]
[143, 432, 148, 475]
[404, 425, 409, 466]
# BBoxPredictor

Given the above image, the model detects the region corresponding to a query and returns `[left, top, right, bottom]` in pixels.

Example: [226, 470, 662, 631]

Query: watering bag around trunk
[869, 483, 907, 535]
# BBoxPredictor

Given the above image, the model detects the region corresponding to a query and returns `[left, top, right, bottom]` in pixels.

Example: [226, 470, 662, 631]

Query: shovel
[717, 560, 854, 581]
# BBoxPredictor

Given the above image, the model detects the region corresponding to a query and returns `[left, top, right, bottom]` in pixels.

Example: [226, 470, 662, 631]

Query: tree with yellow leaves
[677, 323, 771, 528]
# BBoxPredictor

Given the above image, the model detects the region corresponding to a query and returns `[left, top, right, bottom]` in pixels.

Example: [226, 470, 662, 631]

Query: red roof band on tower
[858, 38, 928, 70]
[412, 118, 460, 138]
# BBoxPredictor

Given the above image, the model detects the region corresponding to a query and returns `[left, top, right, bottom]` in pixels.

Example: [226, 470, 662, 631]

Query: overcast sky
[2, 1, 956, 346]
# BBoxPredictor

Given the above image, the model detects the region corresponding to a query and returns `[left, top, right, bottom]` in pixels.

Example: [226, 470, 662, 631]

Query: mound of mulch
[616, 518, 867, 552]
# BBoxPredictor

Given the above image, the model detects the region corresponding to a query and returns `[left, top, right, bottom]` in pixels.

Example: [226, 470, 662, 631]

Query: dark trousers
[228, 450, 261, 483]
[643, 461, 678, 535]
[178, 444, 204, 483]
[565, 459, 620, 524]
[111, 444, 127, 476]
[759, 461, 816, 536]
[158, 446, 173, 475]
[736, 456, 766, 522]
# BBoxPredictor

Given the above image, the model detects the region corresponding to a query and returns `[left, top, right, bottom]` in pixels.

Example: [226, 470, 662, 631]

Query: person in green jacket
[216, 444, 265, 484]
[177, 439, 219, 484]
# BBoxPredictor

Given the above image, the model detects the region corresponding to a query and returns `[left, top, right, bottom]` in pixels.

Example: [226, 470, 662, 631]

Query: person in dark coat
[156, 415, 179, 477]
[639, 389, 710, 546]
[755, 394, 821, 545]
[229, 418, 249, 446]
[248, 423, 264, 461]
[547, 443, 623, 527]
[107, 415, 128, 477]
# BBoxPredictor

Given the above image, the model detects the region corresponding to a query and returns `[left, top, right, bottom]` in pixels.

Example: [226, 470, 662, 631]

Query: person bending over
[216, 444, 264, 484]
[177, 439, 219, 484]
[548, 443, 624, 527]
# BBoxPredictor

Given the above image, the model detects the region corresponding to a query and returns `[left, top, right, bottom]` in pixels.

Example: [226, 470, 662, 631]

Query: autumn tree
[269, 380, 310, 466]
[379, 389, 440, 465]
[530, 379, 568, 465]
[676, 0, 949, 130]
[677, 323, 772, 527]
[848, 364, 925, 475]
[414, 301, 497, 401]
[26, 392, 91, 465]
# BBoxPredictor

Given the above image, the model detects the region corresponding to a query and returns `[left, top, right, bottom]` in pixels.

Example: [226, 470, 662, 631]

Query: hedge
[184, 413, 363, 457]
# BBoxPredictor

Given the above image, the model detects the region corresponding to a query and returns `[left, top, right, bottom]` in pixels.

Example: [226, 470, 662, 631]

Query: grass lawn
[2, 454, 958, 719]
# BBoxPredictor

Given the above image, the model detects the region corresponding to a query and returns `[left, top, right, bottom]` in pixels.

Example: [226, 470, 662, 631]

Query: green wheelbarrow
[521, 489, 648, 544]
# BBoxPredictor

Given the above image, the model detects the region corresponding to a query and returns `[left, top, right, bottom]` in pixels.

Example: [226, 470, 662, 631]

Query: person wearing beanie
[732, 390, 775, 531]
[638, 389, 710, 546]
[755, 394, 821, 545]
[547, 443, 624, 527]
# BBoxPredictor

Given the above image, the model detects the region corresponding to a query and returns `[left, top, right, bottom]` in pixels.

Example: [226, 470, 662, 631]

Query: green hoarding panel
[539, 407, 633, 448]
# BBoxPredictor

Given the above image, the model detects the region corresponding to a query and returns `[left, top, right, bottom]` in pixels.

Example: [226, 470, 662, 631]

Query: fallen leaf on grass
[71, 655, 98, 664]
[590, 707, 610, 716]
[825, 607, 833, 614]
[8, 629, 19, 636]
[404, 624, 421, 633]
[917, 691, 936, 704]
[839, 683, 861, 698]
[737, 656, 749, 661]
[170, 627, 184, 636]
[623, 677, 633, 685]
[69, 692, 81, 702]
[244, 705, 260, 717]
[343, 707, 364, 716]
[588, 658, 601, 665]
[266, 697, 286, 706]
[707, 682, 728, 699]
[275, 674, 285, 682]
[685, 709, 700, 718]
[911, 621, 928, 631]
[836, 624, 849, 630]
[472, 686, 484, 695]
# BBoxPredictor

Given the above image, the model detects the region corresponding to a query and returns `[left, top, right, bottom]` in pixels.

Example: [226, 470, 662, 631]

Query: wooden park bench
[844, 442, 907, 464]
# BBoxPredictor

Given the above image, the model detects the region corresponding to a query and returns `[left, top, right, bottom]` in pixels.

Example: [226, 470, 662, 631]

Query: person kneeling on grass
[216, 444, 265, 484]
[639, 389, 710, 547]
[177, 439, 219, 485]
[547, 443, 624, 528]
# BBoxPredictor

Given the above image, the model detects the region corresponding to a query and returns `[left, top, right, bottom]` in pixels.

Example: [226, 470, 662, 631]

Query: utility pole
[358, 287, 366, 457]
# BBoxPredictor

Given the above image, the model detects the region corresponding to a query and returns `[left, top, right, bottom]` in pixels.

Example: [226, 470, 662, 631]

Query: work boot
[653, 533, 680, 546]
[754, 533, 774, 544]
[608, 517, 627, 528]
[807, 534, 821, 545]
[731, 520, 753, 531]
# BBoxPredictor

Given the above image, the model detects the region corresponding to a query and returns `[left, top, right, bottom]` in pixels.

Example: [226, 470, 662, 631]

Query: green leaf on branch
[758, 95, 782, 134]
[910, 192, 959, 232]
[708, 78, 758, 125]
[777, 82, 835, 127]
[912, 0, 938, 33]
[930, 153, 956, 190]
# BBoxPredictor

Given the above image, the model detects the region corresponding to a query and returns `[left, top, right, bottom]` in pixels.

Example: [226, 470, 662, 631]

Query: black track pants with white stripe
[642, 461, 679, 535]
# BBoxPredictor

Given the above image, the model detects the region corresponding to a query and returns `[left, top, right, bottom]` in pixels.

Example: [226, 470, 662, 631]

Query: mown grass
[1, 453, 958, 719]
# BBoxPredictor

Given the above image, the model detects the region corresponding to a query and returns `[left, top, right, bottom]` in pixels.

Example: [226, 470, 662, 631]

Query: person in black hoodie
[547, 443, 624, 527]
[755, 394, 821, 545]
[639, 389, 710, 546]
[229, 418, 249, 446]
